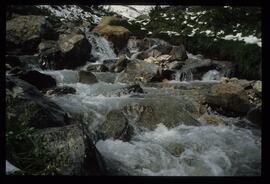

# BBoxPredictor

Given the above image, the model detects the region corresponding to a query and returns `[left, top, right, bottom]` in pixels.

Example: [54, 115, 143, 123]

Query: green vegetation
[139, 6, 262, 80]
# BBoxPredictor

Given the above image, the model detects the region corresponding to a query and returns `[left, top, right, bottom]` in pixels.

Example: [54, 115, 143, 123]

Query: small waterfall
[174, 70, 193, 82]
[202, 70, 221, 81]
[127, 38, 140, 54]
[85, 32, 117, 63]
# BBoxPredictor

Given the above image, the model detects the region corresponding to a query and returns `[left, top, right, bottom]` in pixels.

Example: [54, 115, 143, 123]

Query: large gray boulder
[205, 83, 254, 116]
[6, 76, 69, 129]
[98, 110, 134, 141]
[39, 33, 91, 69]
[115, 59, 161, 83]
[6, 15, 57, 55]
[119, 98, 201, 130]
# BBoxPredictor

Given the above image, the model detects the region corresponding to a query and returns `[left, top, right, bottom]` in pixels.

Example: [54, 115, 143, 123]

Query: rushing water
[85, 32, 117, 63]
[38, 66, 261, 176]
[35, 32, 261, 176]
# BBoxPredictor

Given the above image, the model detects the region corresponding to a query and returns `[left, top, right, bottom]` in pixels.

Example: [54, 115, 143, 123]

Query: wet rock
[46, 86, 76, 96]
[166, 143, 185, 157]
[57, 33, 91, 69]
[8, 67, 24, 76]
[247, 106, 262, 126]
[198, 113, 224, 125]
[115, 59, 160, 83]
[205, 83, 254, 116]
[79, 71, 98, 84]
[92, 16, 130, 52]
[87, 64, 109, 72]
[115, 84, 144, 96]
[142, 37, 172, 55]
[6, 55, 40, 70]
[32, 124, 105, 175]
[6, 76, 69, 129]
[99, 110, 134, 141]
[168, 61, 185, 70]
[6, 55, 26, 68]
[18, 70, 56, 90]
[169, 45, 188, 61]
[108, 55, 128, 72]
[6, 15, 57, 55]
[253, 81, 262, 93]
[120, 98, 201, 130]
[38, 33, 91, 70]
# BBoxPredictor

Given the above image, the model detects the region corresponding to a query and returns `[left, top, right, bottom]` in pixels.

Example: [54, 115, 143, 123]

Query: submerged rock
[78, 71, 98, 84]
[247, 105, 262, 126]
[120, 98, 201, 130]
[87, 64, 109, 72]
[108, 55, 128, 73]
[46, 86, 76, 96]
[99, 110, 134, 142]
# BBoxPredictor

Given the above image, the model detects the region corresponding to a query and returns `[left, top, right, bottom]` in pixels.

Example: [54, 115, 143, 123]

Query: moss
[185, 36, 261, 80]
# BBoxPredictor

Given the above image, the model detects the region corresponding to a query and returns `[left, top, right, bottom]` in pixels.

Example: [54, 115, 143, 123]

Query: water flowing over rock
[87, 64, 109, 72]
[92, 16, 130, 53]
[202, 70, 221, 81]
[108, 55, 128, 72]
[39, 33, 92, 69]
[6, 15, 57, 55]
[58, 33, 92, 68]
[120, 98, 201, 130]
[85, 32, 117, 63]
[46, 86, 76, 96]
[98, 110, 134, 141]
[78, 71, 98, 84]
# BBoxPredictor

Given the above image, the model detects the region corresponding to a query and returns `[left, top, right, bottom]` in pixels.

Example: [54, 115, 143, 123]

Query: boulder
[18, 70, 56, 90]
[92, 16, 130, 52]
[32, 124, 105, 175]
[57, 33, 91, 69]
[247, 106, 262, 126]
[108, 55, 128, 72]
[114, 84, 144, 96]
[79, 71, 98, 84]
[39, 34, 91, 70]
[99, 110, 134, 141]
[169, 45, 188, 61]
[253, 81, 262, 93]
[87, 64, 109, 72]
[168, 61, 185, 70]
[115, 59, 160, 83]
[46, 86, 76, 96]
[6, 15, 57, 55]
[205, 83, 254, 116]
[120, 98, 201, 130]
[6, 76, 69, 129]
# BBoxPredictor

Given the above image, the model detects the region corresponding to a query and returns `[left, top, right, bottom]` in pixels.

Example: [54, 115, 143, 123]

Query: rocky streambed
[5, 10, 261, 176]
